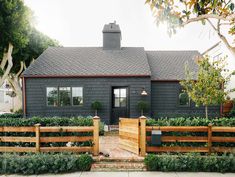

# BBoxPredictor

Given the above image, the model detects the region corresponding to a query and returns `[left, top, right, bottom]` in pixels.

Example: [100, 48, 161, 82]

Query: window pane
[120, 89, 126, 97]
[114, 89, 120, 98]
[72, 87, 83, 105]
[120, 97, 126, 107]
[59, 87, 71, 106]
[47, 87, 58, 106]
[114, 98, 120, 107]
[179, 91, 190, 106]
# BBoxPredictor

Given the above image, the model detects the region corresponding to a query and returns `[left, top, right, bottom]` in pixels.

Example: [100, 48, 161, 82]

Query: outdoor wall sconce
[141, 88, 148, 96]
[151, 129, 162, 146]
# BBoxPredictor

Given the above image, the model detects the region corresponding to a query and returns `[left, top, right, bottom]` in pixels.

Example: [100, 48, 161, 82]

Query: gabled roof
[23, 47, 151, 77]
[147, 51, 199, 80]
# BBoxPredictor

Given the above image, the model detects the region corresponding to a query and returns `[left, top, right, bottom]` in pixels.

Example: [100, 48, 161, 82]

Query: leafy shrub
[147, 117, 235, 126]
[0, 153, 93, 174]
[0, 116, 93, 126]
[0, 117, 94, 148]
[144, 153, 235, 172]
[0, 113, 22, 119]
[146, 117, 235, 148]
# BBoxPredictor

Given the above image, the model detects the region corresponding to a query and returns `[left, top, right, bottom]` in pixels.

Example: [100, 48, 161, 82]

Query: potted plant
[137, 101, 149, 116]
[223, 96, 233, 114]
[91, 101, 102, 116]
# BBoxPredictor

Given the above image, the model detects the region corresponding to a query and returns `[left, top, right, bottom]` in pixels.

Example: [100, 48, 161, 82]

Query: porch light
[141, 88, 148, 96]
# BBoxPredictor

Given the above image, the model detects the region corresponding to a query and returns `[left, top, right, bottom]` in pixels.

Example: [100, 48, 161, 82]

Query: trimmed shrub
[144, 153, 235, 172]
[0, 116, 93, 126]
[0, 113, 22, 119]
[0, 153, 93, 174]
[147, 117, 235, 126]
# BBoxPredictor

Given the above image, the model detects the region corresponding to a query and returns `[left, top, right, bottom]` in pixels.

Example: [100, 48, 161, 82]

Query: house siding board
[25, 77, 151, 124]
[151, 81, 220, 118]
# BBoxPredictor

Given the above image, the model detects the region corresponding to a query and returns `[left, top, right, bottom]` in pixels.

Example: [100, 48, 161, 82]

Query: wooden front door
[119, 118, 140, 155]
[111, 87, 129, 124]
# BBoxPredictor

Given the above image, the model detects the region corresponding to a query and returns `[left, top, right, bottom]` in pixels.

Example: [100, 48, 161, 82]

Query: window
[72, 87, 83, 106]
[113, 88, 127, 108]
[179, 89, 190, 107]
[47, 87, 58, 106]
[59, 87, 71, 106]
[46, 87, 83, 107]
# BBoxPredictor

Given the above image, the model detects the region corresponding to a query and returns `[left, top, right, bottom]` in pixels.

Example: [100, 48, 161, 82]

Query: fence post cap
[139, 116, 147, 119]
[93, 116, 100, 119]
[208, 123, 213, 126]
[34, 123, 41, 126]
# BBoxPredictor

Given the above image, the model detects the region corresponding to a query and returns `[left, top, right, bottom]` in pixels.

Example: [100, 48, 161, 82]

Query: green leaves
[144, 153, 235, 172]
[1, 153, 93, 174]
[181, 56, 232, 118]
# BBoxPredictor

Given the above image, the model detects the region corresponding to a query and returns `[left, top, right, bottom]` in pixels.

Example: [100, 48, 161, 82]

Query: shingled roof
[147, 51, 200, 80]
[23, 47, 151, 77]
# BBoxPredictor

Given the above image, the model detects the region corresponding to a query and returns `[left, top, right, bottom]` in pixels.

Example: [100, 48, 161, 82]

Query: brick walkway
[99, 135, 142, 159]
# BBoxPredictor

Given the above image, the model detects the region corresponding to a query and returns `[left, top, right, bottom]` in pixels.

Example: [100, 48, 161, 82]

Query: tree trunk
[95, 109, 97, 116]
[205, 105, 208, 119]
[0, 43, 14, 86]
[7, 76, 22, 111]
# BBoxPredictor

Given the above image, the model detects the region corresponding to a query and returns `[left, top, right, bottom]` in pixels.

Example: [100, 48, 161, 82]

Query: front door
[111, 87, 129, 124]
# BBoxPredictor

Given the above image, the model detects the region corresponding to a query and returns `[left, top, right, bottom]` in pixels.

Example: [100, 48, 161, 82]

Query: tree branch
[182, 13, 235, 26]
[16, 61, 24, 78]
[0, 43, 14, 86]
[206, 19, 235, 56]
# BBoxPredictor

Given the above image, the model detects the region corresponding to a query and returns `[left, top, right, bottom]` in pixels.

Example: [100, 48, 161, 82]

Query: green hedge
[0, 117, 94, 148]
[0, 113, 22, 119]
[0, 153, 93, 174]
[147, 117, 235, 126]
[0, 116, 93, 126]
[144, 153, 235, 172]
[146, 117, 235, 148]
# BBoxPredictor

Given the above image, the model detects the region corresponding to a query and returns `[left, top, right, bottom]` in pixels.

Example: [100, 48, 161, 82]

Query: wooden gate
[119, 118, 140, 155]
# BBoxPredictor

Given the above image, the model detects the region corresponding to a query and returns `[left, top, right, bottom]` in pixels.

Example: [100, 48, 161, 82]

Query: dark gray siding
[151, 81, 220, 118]
[25, 77, 151, 123]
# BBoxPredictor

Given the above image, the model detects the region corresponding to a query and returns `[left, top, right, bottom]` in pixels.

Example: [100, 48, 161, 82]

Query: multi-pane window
[113, 88, 127, 108]
[47, 87, 58, 106]
[179, 89, 190, 107]
[46, 87, 83, 107]
[72, 87, 83, 106]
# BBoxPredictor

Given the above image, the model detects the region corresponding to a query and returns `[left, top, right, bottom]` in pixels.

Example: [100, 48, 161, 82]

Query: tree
[137, 101, 149, 116]
[0, 0, 32, 86]
[0, 0, 58, 110]
[91, 101, 102, 116]
[180, 56, 234, 118]
[145, 0, 235, 56]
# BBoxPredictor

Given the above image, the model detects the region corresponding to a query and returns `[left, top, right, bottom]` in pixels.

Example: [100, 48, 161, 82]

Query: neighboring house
[22, 22, 220, 124]
[0, 81, 15, 113]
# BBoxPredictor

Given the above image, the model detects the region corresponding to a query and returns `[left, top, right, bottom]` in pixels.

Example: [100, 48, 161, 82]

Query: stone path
[2, 172, 234, 177]
[99, 135, 141, 158]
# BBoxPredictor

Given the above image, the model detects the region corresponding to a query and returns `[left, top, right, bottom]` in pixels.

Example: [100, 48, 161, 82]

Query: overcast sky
[24, 0, 235, 97]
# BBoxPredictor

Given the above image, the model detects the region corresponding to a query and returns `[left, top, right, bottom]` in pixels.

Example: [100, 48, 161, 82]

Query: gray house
[22, 22, 220, 124]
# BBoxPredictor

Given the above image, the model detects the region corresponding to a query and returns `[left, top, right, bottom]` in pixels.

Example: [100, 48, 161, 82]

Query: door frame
[110, 86, 130, 124]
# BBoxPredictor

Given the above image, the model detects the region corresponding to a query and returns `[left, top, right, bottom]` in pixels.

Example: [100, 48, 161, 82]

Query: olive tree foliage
[145, 0, 235, 56]
[0, 0, 58, 108]
[180, 56, 234, 118]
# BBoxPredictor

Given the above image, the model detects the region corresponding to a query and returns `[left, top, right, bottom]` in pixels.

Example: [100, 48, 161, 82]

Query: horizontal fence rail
[145, 124, 235, 154]
[0, 116, 100, 155]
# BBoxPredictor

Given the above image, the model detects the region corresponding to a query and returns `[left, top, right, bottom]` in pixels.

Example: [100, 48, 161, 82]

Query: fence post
[208, 123, 212, 154]
[139, 116, 146, 157]
[35, 124, 41, 153]
[93, 116, 100, 156]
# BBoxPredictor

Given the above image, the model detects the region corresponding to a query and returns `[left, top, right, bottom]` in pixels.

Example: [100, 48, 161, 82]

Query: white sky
[24, 0, 235, 97]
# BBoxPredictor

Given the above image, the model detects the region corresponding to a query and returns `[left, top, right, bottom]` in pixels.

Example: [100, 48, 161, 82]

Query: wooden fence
[0, 116, 100, 155]
[138, 117, 235, 156]
[120, 116, 235, 156]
